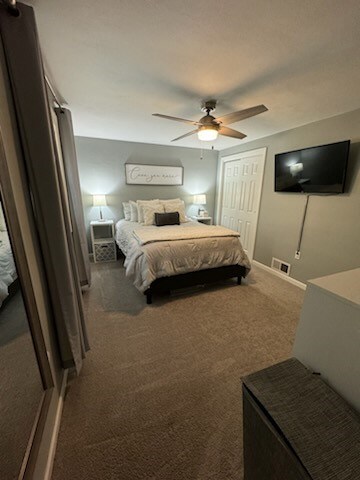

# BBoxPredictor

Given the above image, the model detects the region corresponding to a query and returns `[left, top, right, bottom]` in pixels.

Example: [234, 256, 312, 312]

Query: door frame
[216, 147, 267, 260]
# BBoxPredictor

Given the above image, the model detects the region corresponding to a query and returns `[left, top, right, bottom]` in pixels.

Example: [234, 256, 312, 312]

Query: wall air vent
[271, 257, 291, 276]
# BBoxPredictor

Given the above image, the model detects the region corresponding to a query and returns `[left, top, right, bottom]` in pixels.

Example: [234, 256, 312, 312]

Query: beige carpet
[52, 261, 305, 480]
[0, 291, 44, 480]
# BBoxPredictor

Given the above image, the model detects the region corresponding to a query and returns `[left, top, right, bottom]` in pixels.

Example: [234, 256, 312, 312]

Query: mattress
[0, 231, 17, 306]
[115, 219, 251, 292]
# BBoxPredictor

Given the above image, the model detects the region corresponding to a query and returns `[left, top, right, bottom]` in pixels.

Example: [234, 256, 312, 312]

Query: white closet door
[219, 148, 266, 260]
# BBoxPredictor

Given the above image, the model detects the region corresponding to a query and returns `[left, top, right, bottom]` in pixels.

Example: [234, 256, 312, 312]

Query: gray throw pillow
[154, 212, 180, 226]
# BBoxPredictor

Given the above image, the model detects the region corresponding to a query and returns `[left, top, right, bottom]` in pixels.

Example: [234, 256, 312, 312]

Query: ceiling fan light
[198, 126, 218, 141]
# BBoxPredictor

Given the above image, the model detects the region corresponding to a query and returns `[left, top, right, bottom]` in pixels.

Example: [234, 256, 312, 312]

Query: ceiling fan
[153, 100, 268, 142]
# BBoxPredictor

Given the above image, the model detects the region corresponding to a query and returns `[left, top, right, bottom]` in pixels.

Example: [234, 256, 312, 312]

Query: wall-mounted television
[275, 140, 350, 193]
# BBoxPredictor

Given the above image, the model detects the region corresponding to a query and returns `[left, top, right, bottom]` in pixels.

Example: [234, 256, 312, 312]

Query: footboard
[144, 265, 247, 304]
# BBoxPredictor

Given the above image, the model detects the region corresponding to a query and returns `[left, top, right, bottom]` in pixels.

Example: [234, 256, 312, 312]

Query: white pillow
[129, 201, 138, 222]
[0, 203, 7, 232]
[137, 199, 160, 223]
[163, 201, 187, 223]
[142, 204, 165, 226]
[159, 198, 181, 205]
[122, 202, 131, 221]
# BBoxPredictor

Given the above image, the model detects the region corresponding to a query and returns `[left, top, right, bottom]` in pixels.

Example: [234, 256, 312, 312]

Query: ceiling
[26, 0, 360, 150]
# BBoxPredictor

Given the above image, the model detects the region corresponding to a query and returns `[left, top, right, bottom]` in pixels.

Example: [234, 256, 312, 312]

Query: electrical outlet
[295, 251, 301, 260]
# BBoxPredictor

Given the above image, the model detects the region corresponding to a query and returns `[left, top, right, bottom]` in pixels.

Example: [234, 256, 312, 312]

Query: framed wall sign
[125, 163, 184, 186]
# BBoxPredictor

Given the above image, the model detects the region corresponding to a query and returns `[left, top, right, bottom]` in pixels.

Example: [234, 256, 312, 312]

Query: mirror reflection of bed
[0, 201, 44, 479]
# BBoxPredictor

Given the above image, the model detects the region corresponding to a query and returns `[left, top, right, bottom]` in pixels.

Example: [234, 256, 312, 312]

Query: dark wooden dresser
[242, 358, 360, 480]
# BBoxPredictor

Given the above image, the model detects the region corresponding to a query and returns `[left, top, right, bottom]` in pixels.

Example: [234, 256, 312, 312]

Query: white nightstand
[191, 216, 213, 225]
[90, 220, 116, 263]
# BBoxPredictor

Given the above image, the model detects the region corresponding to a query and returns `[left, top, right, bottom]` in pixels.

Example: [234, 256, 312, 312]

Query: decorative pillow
[0, 203, 7, 232]
[137, 199, 160, 223]
[160, 198, 182, 211]
[163, 201, 187, 223]
[142, 204, 165, 226]
[159, 198, 181, 205]
[129, 200, 138, 222]
[122, 202, 131, 221]
[155, 212, 180, 227]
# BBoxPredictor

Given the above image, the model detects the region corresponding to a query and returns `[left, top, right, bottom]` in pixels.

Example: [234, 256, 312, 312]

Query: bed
[0, 231, 18, 309]
[115, 219, 251, 304]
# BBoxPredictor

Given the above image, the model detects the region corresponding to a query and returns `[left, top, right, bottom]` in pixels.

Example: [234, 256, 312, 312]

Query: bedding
[0, 231, 17, 307]
[123, 199, 188, 224]
[142, 203, 165, 226]
[0, 202, 7, 231]
[159, 198, 181, 204]
[0, 278, 8, 305]
[137, 199, 160, 223]
[155, 212, 180, 226]
[129, 201, 138, 222]
[115, 219, 251, 293]
[161, 199, 187, 223]
[0, 208, 6, 231]
[133, 224, 241, 245]
[122, 202, 131, 221]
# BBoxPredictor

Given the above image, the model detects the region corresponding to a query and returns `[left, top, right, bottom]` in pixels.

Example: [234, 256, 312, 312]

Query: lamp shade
[93, 194, 107, 206]
[198, 127, 218, 141]
[193, 194, 206, 205]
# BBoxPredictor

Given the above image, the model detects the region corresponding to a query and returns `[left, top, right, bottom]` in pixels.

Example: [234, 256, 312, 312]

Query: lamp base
[98, 206, 106, 221]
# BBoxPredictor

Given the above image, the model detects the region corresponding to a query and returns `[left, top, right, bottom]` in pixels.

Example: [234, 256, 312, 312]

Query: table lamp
[193, 194, 207, 216]
[93, 195, 107, 221]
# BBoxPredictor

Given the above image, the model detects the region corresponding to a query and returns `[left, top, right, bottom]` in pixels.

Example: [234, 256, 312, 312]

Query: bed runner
[133, 224, 240, 246]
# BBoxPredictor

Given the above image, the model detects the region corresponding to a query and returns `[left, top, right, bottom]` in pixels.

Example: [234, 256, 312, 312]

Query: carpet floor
[0, 290, 44, 480]
[52, 261, 305, 480]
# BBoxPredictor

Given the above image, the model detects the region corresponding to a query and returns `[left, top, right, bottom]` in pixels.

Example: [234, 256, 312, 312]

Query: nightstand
[191, 216, 213, 225]
[90, 220, 116, 263]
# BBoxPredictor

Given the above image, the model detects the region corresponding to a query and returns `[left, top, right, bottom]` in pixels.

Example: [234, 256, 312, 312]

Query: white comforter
[116, 220, 251, 292]
[0, 231, 17, 306]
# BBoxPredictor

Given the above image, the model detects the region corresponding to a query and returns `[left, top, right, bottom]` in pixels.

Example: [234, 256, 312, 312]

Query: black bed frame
[143, 265, 247, 304]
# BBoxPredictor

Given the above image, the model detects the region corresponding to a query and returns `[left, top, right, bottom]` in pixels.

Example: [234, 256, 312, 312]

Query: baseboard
[252, 260, 307, 290]
[43, 368, 68, 480]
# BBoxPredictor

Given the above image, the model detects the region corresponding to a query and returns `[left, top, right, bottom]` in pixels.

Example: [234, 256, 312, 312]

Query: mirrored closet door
[0, 197, 44, 480]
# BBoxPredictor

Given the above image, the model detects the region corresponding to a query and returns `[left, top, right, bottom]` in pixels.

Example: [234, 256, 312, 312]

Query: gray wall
[219, 108, 360, 283]
[75, 136, 218, 245]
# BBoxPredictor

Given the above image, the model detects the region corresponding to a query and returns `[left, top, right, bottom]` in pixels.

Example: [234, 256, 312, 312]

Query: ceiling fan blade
[153, 113, 200, 126]
[219, 126, 247, 139]
[171, 129, 199, 142]
[215, 104, 268, 126]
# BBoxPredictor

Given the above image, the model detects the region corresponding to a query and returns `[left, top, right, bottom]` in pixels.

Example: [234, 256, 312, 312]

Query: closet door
[218, 148, 267, 260]
[0, 196, 45, 480]
[0, 33, 57, 479]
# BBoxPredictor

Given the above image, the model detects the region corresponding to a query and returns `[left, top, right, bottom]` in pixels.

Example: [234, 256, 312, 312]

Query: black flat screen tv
[275, 140, 350, 193]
